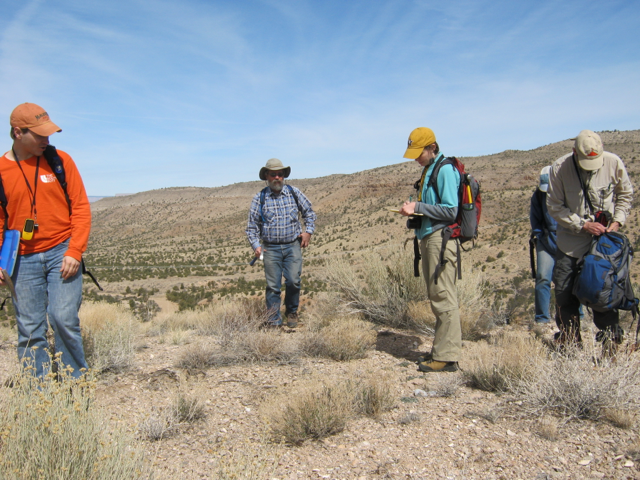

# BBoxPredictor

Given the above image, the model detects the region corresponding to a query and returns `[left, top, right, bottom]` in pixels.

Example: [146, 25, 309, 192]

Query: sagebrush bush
[513, 344, 640, 421]
[266, 380, 354, 445]
[80, 301, 137, 373]
[463, 333, 546, 392]
[0, 369, 146, 478]
[324, 251, 430, 332]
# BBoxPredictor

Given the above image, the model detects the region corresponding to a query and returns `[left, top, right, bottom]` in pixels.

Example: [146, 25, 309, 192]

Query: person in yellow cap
[398, 127, 461, 372]
[547, 130, 633, 352]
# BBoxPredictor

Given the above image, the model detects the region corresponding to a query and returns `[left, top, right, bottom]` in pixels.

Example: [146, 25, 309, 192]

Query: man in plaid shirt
[246, 158, 316, 327]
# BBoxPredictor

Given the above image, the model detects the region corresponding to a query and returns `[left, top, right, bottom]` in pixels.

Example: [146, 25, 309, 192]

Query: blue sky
[1, 0, 639, 195]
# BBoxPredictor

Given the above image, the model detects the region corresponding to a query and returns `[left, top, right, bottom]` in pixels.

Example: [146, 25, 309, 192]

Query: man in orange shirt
[0, 103, 91, 378]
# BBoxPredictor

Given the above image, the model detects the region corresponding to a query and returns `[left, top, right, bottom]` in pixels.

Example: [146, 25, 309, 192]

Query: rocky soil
[2, 324, 639, 479]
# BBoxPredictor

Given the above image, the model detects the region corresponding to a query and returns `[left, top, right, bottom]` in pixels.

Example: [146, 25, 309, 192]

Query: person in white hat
[547, 130, 633, 350]
[531, 166, 584, 325]
[530, 166, 557, 324]
[246, 158, 316, 328]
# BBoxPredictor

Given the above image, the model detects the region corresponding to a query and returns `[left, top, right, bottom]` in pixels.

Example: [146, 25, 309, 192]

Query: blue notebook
[0, 230, 20, 277]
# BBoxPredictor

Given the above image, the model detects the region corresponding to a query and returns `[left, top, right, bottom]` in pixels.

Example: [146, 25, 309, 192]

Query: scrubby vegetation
[0, 367, 146, 478]
[264, 372, 394, 445]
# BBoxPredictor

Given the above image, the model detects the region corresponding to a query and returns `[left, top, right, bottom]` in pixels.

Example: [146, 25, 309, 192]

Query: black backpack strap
[82, 259, 103, 291]
[572, 154, 595, 215]
[43, 145, 71, 215]
[635, 303, 640, 346]
[413, 236, 421, 277]
[286, 185, 301, 210]
[43, 146, 103, 291]
[434, 227, 460, 284]
[259, 187, 268, 224]
[529, 236, 537, 279]
[0, 173, 8, 231]
[425, 157, 454, 202]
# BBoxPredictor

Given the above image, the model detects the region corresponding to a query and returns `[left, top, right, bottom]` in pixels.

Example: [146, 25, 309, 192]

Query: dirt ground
[1, 324, 639, 480]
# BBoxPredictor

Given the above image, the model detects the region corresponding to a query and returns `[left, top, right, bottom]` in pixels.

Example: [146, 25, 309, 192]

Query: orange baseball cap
[10, 103, 61, 137]
[403, 127, 436, 159]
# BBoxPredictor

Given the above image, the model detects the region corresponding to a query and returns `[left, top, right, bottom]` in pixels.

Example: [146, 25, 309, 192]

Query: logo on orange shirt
[40, 174, 57, 183]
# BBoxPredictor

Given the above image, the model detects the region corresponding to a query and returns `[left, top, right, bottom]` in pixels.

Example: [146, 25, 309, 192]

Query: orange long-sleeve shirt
[0, 149, 91, 261]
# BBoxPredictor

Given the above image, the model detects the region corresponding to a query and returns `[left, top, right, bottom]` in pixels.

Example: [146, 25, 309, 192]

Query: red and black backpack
[413, 156, 481, 283]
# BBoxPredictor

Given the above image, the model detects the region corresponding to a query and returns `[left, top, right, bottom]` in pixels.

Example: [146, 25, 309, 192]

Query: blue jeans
[12, 239, 87, 378]
[263, 240, 302, 325]
[534, 244, 555, 323]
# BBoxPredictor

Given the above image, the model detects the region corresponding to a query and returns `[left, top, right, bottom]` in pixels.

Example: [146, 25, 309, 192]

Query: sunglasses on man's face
[268, 171, 285, 178]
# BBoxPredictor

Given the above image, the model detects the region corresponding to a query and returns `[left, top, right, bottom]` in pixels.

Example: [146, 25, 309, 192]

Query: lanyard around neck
[12, 148, 41, 218]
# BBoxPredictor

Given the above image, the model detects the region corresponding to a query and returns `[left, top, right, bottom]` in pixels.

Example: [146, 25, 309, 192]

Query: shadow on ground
[375, 330, 425, 363]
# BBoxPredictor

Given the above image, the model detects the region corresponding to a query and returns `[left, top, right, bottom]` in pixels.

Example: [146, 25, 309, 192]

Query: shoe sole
[418, 363, 459, 373]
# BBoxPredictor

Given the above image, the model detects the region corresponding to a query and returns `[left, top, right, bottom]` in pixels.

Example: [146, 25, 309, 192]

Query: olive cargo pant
[420, 231, 462, 363]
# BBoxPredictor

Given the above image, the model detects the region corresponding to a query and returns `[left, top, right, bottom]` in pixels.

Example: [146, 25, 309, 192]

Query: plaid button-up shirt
[246, 185, 316, 250]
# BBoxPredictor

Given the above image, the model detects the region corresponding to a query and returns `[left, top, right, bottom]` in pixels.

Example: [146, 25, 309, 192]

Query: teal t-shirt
[416, 154, 460, 239]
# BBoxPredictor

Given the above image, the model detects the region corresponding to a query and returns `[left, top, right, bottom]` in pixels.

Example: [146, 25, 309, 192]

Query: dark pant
[553, 249, 619, 338]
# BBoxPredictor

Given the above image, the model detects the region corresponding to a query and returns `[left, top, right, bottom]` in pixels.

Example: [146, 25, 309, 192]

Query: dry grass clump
[176, 308, 376, 369]
[209, 440, 279, 479]
[265, 372, 394, 444]
[432, 373, 464, 397]
[80, 301, 137, 373]
[266, 380, 353, 445]
[513, 345, 640, 422]
[300, 316, 376, 361]
[139, 391, 206, 441]
[350, 373, 395, 417]
[463, 333, 546, 392]
[0, 368, 146, 478]
[171, 298, 300, 368]
[170, 391, 206, 423]
[175, 341, 218, 370]
[398, 411, 421, 425]
[602, 407, 635, 430]
[176, 331, 299, 368]
[536, 416, 559, 441]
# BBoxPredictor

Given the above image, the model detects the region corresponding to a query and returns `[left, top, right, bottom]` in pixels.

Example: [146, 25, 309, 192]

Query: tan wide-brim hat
[10, 103, 61, 137]
[259, 158, 291, 180]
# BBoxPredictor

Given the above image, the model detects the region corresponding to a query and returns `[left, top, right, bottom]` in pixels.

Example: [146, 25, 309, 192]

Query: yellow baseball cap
[403, 127, 436, 159]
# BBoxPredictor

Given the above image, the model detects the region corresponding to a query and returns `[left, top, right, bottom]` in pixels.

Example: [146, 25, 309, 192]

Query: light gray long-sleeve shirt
[547, 151, 633, 258]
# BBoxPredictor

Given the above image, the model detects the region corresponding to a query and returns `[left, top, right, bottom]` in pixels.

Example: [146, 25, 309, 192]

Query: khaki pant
[420, 231, 461, 362]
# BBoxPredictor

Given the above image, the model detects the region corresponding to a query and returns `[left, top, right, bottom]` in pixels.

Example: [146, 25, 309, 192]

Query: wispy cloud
[0, 0, 638, 195]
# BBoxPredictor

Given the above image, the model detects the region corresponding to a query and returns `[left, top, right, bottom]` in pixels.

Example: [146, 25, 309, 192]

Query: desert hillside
[1, 131, 640, 480]
[84, 129, 640, 318]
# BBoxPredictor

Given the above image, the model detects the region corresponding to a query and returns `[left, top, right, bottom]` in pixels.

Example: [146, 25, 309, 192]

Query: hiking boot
[596, 326, 624, 359]
[286, 312, 299, 328]
[417, 360, 459, 373]
[262, 320, 282, 329]
[553, 327, 583, 352]
[416, 352, 433, 364]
